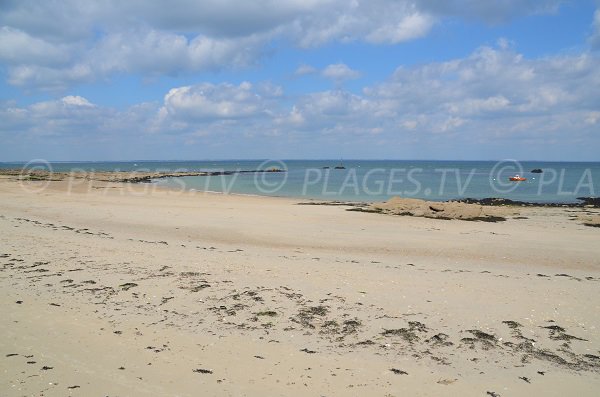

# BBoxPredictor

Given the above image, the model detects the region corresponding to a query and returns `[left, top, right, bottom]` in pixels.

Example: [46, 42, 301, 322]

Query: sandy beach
[1, 175, 600, 396]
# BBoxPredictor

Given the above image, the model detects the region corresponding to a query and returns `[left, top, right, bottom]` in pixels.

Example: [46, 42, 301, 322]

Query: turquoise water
[2, 160, 598, 203]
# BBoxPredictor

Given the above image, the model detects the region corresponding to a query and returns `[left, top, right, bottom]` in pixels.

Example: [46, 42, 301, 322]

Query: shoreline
[1, 168, 598, 207]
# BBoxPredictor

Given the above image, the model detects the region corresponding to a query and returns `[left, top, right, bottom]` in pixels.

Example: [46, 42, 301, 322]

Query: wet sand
[1, 176, 599, 396]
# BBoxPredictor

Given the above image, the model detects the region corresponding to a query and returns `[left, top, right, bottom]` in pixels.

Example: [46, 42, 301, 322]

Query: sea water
[2, 159, 598, 203]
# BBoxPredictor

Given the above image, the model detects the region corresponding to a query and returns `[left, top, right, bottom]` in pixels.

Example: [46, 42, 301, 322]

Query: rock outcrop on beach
[579, 214, 600, 228]
[364, 197, 517, 222]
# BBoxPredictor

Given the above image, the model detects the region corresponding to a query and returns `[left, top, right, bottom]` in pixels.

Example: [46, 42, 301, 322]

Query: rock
[368, 197, 514, 222]
[577, 197, 600, 207]
[577, 214, 600, 228]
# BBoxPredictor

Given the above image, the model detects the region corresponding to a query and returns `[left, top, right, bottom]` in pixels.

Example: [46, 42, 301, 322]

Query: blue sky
[1, 0, 599, 161]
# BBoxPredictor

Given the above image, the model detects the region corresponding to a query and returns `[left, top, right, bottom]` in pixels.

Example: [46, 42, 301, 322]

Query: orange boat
[509, 175, 527, 181]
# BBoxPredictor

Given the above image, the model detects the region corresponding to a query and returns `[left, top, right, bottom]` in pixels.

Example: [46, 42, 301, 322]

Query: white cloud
[145, 45, 600, 146]
[0, 27, 72, 65]
[153, 82, 277, 136]
[4, 30, 271, 90]
[300, 90, 369, 115]
[273, 44, 600, 149]
[6, 64, 94, 91]
[0, 0, 566, 90]
[446, 95, 511, 116]
[585, 111, 600, 125]
[321, 63, 361, 82]
[0, 0, 99, 41]
[61, 96, 95, 107]
[0, 96, 118, 140]
[365, 10, 433, 43]
[289, 1, 435, 47]
[295, 64, 318, 76]
[2, 43, 599, 160]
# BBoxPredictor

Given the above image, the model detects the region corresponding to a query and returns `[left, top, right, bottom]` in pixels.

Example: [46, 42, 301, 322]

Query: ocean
[2, 159, 599, 203]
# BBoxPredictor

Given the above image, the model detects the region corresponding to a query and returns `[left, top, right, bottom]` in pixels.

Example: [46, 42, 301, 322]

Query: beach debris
[160, 296, 174, 305]
[256, 310, 278, 317]
[382, 328, 419, 342]
[41, 366, 53, 370]
[436, 378, 457, 385]
[502, 320, 522, 329]
[390, 368, 408, 375]
[486, 392, 500, 397]
[193, 368, 213, 374]
[292, 305, 329, 329]
[519, 376, 531, 383]
[300, 348, 317, 354]
[541, 325, 587, 341]
[426, 333, 453, 347]
[190, 283, 211, 292]
[119, 282, 138, 291]
[460, 330, 498, 350]
[356, 339, 376, 346]
[382, 321, 427, 343]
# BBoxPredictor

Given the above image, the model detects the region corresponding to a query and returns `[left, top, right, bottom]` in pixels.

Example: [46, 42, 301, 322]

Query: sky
[1, 0, 599, 161]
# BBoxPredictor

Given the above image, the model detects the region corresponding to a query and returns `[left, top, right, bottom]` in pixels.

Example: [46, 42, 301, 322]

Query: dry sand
[1, 176, 599, 396]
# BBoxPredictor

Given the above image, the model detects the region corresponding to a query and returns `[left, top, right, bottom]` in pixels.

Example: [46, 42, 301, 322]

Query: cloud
[153, 81, 278, 137]
[92, 29, 268, 74]
[0, 96, 117, 141]
[0, 27, 72, 65]
[289, 1, 435, 47]
[4, 28, 269, 90]
[321, 63, 361, 82]
[0, 0, 566, 90]
[294, 64, 318, 76]
[364, 9, 434, 44]
[294, 90, 371, 119]
[280, 44, 600, 149]
[0, 0, 99, 41]
[2, 44, 599, 160]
